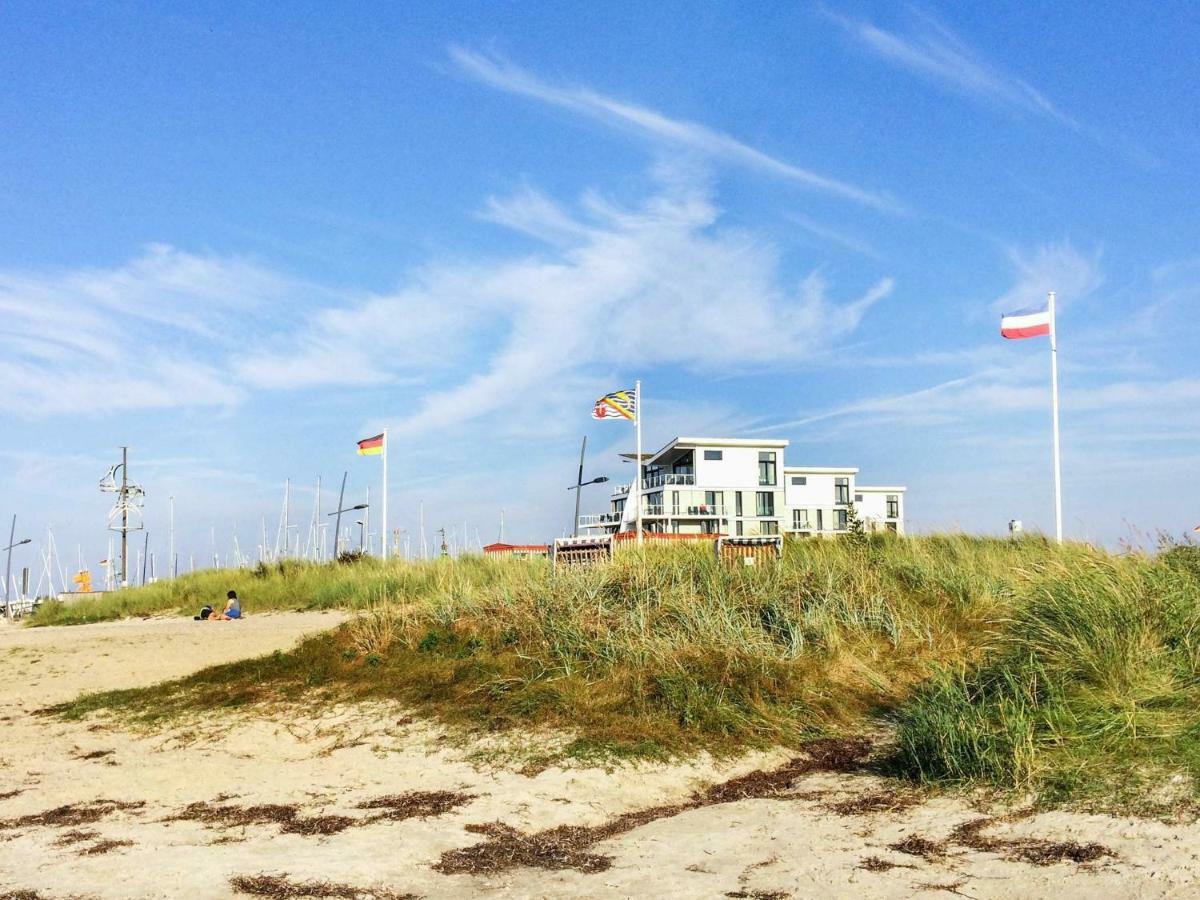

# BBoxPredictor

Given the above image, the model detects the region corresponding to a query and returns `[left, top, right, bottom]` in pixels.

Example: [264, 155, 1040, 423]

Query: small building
[579, 436, 906, 539]
[482, 542, 550, 559]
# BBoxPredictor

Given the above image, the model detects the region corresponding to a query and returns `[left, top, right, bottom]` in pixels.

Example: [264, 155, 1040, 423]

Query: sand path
[0, 613, 1197, 899]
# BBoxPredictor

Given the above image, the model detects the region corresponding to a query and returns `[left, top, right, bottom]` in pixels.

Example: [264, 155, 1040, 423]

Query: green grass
[38, 535, 1200, 813]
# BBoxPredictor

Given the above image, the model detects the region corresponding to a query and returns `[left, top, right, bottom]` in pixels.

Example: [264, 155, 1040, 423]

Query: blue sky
[2, 1, 1198, 577]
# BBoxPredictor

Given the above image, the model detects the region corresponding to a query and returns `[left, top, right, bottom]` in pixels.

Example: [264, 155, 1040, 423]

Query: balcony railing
[671, 504, 728, 518]
[610, 483, 632, 496]
[641, 473, 696, 489]
[578, 512, 622, 529]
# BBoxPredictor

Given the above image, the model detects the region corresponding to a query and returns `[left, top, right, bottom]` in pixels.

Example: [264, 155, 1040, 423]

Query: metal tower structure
[100, 446, 144, 587]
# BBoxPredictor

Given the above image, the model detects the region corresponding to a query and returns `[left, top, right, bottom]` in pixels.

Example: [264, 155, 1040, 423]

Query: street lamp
[4, 513, 31, 618]
[355, 520, 366, 552]
[328, 502, 367, 556]
[568, 436, 610, 537]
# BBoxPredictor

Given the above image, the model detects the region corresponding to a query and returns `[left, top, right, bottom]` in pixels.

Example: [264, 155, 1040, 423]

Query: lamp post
[568, 437, 609, 537]
[4, 515, 32, 619]
[355, 520, 366, 552]
[328, 502, 367, 557]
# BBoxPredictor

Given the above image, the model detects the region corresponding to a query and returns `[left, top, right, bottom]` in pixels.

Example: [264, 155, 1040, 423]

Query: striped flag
[592, 388, 637, 421]
[1001, 304, 1051, 340]
[356, 433, 385, 456]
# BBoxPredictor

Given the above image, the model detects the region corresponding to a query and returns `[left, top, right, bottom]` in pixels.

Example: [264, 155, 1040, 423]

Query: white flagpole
[1048, 291, 1063, 544]
[635, 380, 643, 547]
[381, 428, 389, 561]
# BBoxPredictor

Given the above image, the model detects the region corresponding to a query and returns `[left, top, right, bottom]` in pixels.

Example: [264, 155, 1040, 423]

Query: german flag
[357, 433, 385, 456]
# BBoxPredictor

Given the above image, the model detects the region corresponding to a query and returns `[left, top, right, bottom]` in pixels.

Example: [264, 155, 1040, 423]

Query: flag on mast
[592, 389, 637, 421]
[356, 433, 384, 456]
[1001, 292, 1063, 543]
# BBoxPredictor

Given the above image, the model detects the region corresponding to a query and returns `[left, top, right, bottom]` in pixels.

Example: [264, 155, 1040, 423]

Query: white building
[578, 436, 905, 538]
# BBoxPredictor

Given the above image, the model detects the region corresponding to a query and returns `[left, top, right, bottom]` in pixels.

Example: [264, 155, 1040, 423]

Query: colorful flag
[1001, 304, 1051, 340]
[356, 433, 385, 456]
[592, 388, 637, 421]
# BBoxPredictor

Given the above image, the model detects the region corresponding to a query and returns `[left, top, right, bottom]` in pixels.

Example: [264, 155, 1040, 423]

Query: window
[704, 490, 723, 511]
[755, 491, 775, 517]
[886, 522, 898, 533]
[854, 493, 863, 503]
[735, 492, 744, 517]
[792, 509, 810, 530]
[834, 477, 850, 505]
[703, 449, 723, 461]
[816, 509, 824, 531]
[791, 476, 807, 486]
[834, 509, 848, 530]
[887, 495, 900, 519]
[759, 520, 779, 535]
[671, 490, 680, 515]
[736, 520, 744, 536]
[758, 451, 777, 485]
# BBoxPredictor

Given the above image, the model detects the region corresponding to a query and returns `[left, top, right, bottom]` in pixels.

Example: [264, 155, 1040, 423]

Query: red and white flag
[1000, 304, 1051, 340]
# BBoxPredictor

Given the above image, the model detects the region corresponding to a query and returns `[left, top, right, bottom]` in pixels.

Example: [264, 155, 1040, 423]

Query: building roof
[644, 435, 789, 464]
[482, 542, 550, 553]
[856, 485, 907, 492]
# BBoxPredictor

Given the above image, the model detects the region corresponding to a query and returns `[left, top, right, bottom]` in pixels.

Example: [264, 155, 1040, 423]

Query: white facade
[578, 436, 906, 538]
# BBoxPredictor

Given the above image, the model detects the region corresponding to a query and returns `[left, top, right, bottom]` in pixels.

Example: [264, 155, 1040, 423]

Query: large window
[887, 495, 900, 518]
[834, 477, 850, 505]
[756, 491, 775, 517]
[758, 451, 777, 486]
[834, 508, 848, 530]
[735, 492, 744, 517]
[816, 509, 824, 531]
[792, 509, 810, 530]
[703, 449, 723, 461]
[759, 520, 779, 535]
[704, 490, 723, 511]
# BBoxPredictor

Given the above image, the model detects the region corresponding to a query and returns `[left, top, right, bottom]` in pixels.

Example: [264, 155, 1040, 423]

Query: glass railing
[671, 504, 728, 517]
[641, 473, 696, 489]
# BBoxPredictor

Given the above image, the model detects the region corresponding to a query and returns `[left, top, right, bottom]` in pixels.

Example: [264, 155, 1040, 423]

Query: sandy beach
[1, 612, 1197, 899]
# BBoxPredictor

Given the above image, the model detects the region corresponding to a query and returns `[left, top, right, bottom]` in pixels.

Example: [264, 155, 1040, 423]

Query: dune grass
[41, 535, 1200, 812]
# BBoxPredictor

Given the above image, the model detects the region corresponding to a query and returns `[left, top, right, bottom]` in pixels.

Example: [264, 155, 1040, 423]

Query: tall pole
[283, 478, 290, 558]
[333, 471, 348, 560]
[635, 379, 643, 546]
[168, 495, 175, 580]
[573, 435, 587, 538]
[4, 515, 15, 617]
[142, 531, 150, 585]
[315, 475, 322, 561]
[365, 486, 371, 555]
[381, 429, 389, 562]
[120, 446, 129, 587]
[1049, 291, 1063, 544]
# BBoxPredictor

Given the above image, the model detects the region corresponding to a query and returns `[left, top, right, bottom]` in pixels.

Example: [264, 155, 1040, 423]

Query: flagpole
[1049, 291, 1063, 544]
[635, 379, 643, 547]
[381, 428, 389, 561]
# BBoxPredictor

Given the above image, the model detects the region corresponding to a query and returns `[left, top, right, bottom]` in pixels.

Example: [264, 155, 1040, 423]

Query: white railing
[610, 482, 632, 496]
[641, 473, 696, 489]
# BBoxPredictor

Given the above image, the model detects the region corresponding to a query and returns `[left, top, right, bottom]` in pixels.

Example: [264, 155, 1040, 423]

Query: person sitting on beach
[209, 590, 242, 620]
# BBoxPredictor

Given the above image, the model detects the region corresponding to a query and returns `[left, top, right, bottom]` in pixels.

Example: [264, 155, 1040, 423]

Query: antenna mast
[100, 447, 144, 587]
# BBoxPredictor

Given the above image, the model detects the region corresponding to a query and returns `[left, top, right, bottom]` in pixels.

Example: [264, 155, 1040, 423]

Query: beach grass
[40, 535, 1200, 812]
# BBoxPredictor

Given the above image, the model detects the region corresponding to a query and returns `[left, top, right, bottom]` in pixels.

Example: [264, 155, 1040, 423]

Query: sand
[1, 612, 1198, 899]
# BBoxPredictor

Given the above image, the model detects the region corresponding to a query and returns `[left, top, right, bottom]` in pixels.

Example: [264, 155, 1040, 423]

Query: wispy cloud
[448, 46, 901, 213]
[240, 172, 893, 439]
[0, 245, 299, 414]
[787, 212, 882, 260]
[827, 8, 1077, 129]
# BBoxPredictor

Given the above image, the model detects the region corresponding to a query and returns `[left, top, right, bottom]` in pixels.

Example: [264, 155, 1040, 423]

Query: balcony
[578, 512, 622, 529]
[672, 504, 728, 518]
[641, 472, 696, 490]
[610, 482, 632, 497]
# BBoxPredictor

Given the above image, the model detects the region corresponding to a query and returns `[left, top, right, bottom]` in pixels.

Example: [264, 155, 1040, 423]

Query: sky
[2, 1, 1198, 583]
